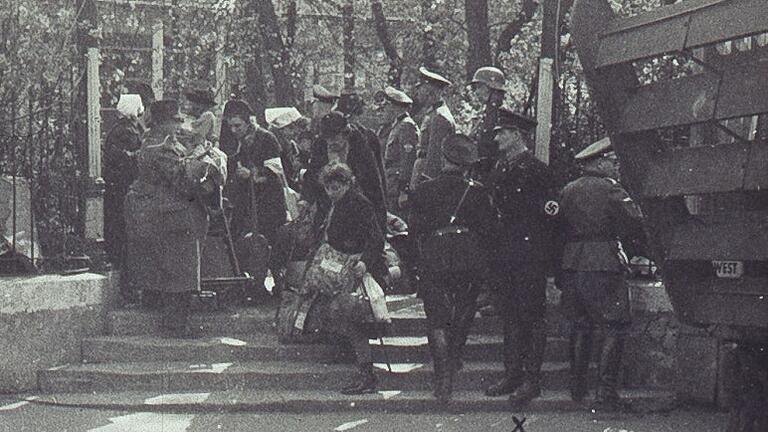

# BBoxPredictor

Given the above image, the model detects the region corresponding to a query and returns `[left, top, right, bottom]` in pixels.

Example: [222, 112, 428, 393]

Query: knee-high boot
[429, 328, 452, 401]
[595, 332, 626, 409]
[340, 337, 377, 395]
[569, 326, 593, 402]
[509, 323, 546, 406]
[485, 320, 524, 397]
[449, 300, 478, 373]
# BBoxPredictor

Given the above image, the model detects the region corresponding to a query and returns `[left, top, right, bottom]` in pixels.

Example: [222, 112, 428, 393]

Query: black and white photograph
[0, 0, 766, 430]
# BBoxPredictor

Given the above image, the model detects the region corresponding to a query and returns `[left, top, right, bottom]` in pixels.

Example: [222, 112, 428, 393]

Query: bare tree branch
[495, 0, 539, 61]
[371, 0, 402, 86]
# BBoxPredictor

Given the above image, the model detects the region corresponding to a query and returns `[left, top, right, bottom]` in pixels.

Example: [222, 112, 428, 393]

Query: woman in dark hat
[124, 100, 225, 338]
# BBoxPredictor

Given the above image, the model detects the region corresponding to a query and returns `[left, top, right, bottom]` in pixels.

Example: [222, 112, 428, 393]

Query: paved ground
[0, 397, 728, 432]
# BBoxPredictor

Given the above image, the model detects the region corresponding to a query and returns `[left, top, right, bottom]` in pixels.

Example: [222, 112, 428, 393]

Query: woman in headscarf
[103, 94, 144, 298]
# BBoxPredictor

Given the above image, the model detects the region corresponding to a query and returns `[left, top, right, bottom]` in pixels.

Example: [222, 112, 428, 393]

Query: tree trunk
[342, 0, 355, 90]
[254, 0, 296, 106]
[371, 1, 402, 86]
[464, 0, 492, 80]
[421, 0, 438, 70]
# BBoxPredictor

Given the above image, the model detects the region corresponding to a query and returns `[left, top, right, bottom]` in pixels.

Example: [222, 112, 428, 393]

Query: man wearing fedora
[483, 108, 560, 407]
[410, 67, 456, 188]
[409, 133, 495, 402]
[376, 86, 420, 215]
[559, 138, 643, 411]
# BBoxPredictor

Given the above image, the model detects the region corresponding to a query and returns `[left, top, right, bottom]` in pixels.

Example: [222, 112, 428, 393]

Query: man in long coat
[559, 137, 643, 410]
[410, 67, 455, 188]
[124, 100, 225, 338]
[377, 86, 419, 215]
[483, 109, 560, 407]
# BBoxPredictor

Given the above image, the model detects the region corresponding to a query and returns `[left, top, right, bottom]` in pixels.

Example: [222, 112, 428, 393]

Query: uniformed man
[469, 66, 506, 163]
[410, 67, 456, 188]
[558, 137, 643, 411]
[409, 134, 495, 402]
[376, 86, 420, 214]
[483, 109, 561, 407]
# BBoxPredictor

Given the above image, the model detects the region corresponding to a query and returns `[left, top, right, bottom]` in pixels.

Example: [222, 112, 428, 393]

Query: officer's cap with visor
[575, 136, 614, 162]
[493, 108, 537, 135]
[312, 84, 339, 103]
[382, 86, 413, 106]
[442, 133, 479, 167]
[418, 67, 452, 88]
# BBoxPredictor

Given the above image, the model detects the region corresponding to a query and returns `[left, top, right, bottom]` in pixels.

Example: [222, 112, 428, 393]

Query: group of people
[102, 65, 644, 412]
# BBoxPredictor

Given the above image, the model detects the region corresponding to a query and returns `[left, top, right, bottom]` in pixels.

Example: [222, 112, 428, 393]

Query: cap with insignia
[494, 108, 537, 134]
[265, 107, 303, 129]
[442, 133, 478, 167]
[418, 66, 452, 87]
[575, 136, 613, 161]
[383, 86, 413, 106]
[312, 84, 339, 103]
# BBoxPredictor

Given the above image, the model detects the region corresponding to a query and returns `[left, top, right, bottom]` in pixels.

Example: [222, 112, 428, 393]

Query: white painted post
[534, 57, 553, 165]
[151, 21, 164, 100]
[85, 46, 103, 240]
[214, 39, 227, 106]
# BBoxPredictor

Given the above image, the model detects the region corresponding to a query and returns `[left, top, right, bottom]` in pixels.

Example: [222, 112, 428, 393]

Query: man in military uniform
[376, 86, 420, 215]
[410, 67, 456, 188]
[558, 137, 643, 410]
[483, 109, 561, 407]
[409, 134, 495, 402]
[469, 66, 507, 164]
[310, 84, 339, 133]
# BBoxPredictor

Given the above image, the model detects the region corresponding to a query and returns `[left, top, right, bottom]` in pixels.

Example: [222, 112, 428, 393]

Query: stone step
[107, 305, 570, 337]
[29, 389, 676, 414]
[81, 334, 571, 364]
[38, 360, 585, 394]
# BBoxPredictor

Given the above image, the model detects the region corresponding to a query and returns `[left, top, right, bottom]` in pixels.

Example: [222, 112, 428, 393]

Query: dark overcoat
[124, 125, 222, 293]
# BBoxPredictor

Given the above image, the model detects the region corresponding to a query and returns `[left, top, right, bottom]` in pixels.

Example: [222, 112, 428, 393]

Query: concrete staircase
[32, 295, 671, 412]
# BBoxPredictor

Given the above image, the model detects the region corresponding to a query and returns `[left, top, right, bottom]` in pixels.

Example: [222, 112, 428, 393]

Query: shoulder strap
[448, 179, 479, 225]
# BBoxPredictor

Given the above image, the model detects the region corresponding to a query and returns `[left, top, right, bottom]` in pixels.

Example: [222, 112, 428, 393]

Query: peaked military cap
[419, 66, 452, 87]
[471, 66, 506, 91]
[148, 100, 184, 124]
[575, 136, 613, 161]
[382, 86, 413, 105]
[494, 108, 537, 134]
[313, 84, 339, 103]
[442, 133, 478, 167]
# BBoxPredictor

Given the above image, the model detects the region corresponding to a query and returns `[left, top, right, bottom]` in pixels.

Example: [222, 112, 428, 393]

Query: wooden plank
[620, 72, 719, 133]
[596, 0, 768, 67]
[716, 61, 768, 120]
[641, 142, 749, 197]
[686, 0, 768, 49]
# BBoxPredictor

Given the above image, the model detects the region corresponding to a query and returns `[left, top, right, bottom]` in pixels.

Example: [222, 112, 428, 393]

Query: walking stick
[364, 278, 393, 373]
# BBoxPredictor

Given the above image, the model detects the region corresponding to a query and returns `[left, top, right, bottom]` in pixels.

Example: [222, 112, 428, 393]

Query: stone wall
[0, 272, 119, 393]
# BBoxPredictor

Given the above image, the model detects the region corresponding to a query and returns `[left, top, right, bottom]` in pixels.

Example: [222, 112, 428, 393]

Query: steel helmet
[471, 66, 506, 91]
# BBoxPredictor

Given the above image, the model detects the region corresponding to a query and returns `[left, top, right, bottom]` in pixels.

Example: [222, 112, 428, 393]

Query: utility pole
[535, 0, 559, 165]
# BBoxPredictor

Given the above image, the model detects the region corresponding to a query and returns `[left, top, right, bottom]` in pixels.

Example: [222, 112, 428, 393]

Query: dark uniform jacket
[409, 170, 496, 267]
[325, 189, 388, 281]
[559, 173, 643, 272]
[489, 150, 560, 264]
[411, 101, 455, 187]
[223, 125, 287, 237]
[379, 112, 420, 206]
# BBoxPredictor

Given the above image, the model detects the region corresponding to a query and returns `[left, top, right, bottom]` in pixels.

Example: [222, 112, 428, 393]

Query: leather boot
[341, 362, 377, 395]
[569, 326, 593, 402]
[449, 300, 478, 373]
[429, 329, 453, 401]
[486, 321, 524, 397]
[594, 333, 628, 411]
[509, 325, 546, 406]
[323, 338, 357, 364]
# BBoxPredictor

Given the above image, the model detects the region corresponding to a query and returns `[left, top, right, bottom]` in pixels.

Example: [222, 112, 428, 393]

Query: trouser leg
[428, 327, 452, 401]
[161, 291, 198, 338]
[448, 280, 479, 372]
[569, 320, 594, 402]
[595, 326, 627, 407]
[340, 329, 377, 395]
